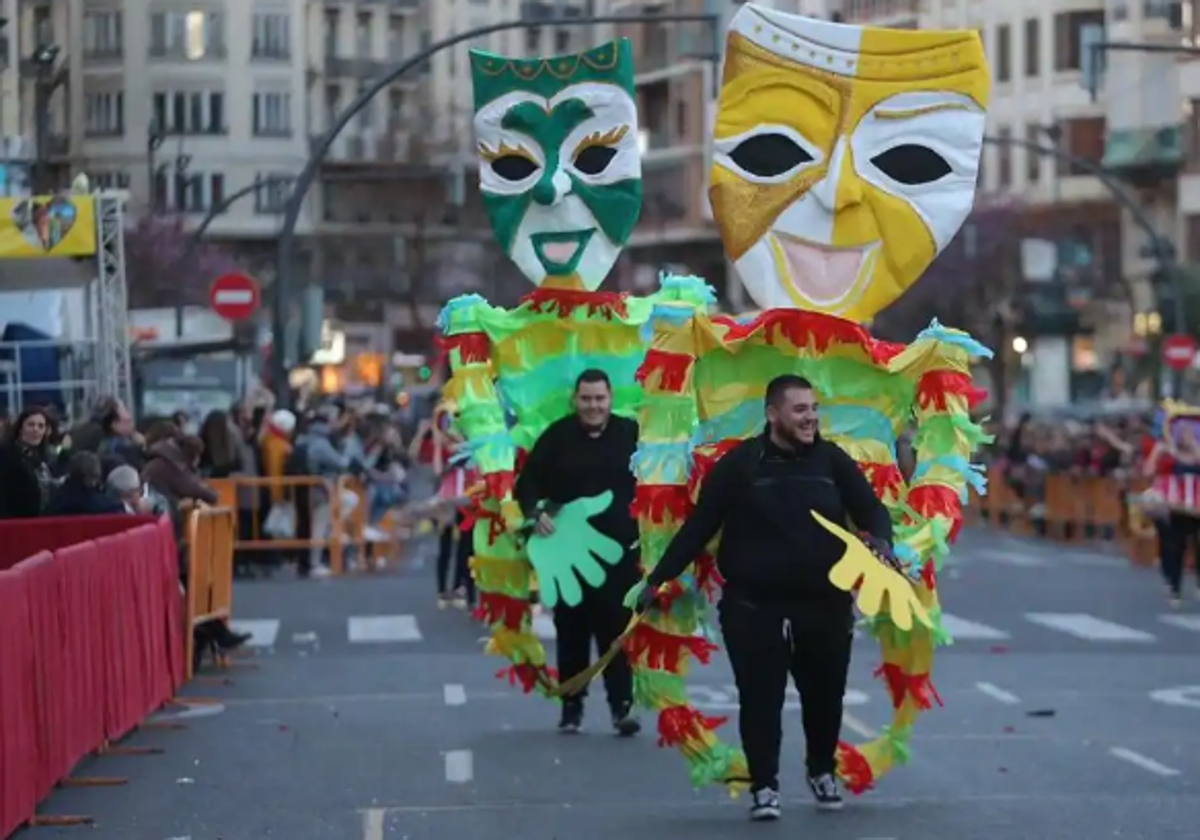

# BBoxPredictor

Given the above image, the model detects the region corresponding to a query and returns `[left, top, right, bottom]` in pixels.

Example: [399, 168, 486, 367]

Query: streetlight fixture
[1011, 336, 1029, 355]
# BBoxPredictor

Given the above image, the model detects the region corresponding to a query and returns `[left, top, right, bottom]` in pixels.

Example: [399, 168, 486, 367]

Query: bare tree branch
[124, 213, 242, 309]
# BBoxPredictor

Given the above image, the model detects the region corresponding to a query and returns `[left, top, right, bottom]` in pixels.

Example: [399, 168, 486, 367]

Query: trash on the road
[1002, 726, 1016, 733]
[1026, 709, 1056, 718]
[989, 645, 1009, 654]
[175, 777, 194, 785]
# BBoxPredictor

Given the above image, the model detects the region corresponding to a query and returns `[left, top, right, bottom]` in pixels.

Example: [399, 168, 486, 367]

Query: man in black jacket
[634, 374, 893, 821]
[515, 368, 642, 737]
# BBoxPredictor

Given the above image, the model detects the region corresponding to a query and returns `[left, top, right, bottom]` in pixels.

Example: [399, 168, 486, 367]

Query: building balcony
[1101, 125, 1184, 183]
[326, 55, 391, 79]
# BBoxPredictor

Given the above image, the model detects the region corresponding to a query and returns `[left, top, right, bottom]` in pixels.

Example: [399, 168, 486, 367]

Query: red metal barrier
[0, 516, 184, 838]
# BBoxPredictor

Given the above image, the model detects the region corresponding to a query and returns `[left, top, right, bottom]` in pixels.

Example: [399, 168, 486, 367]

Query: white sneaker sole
[749, 808, 781, 821]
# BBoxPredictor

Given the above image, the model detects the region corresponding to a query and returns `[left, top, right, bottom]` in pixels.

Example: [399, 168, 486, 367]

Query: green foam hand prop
[525, 491, 625, 608]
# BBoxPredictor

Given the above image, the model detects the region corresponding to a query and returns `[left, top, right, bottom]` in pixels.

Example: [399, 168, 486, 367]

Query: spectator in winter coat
[0, 406, 55, 518]
[141, 422, 218, 506]
[46, 452, 125, 516]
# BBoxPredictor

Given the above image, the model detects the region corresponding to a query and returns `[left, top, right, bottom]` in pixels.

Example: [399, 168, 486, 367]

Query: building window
[995, 24, 1011, 82]
[387, 89, 405, 126]
[152, 90, 226, 135]
[92, 171, 131, 191]
[1025, 124, 1041, 182]
[150, 11, 225, 60]
[155, 171, 226, 213]
[356, 12, 372, 56]
[252, 13, 290, 59]
[254, 173, 293, 214]
[1024, 18, 1040, 77]
[1056, 117, 1106, 176]
[996, 126, 1012, 187]
[83, 11, 123, 60]
[84, 91, 125, 137]
[252, 92, 293, 136]
[1054, 10, 1106, 72]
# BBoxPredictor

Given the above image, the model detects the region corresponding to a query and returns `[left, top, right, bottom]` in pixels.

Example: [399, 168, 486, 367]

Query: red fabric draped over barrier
[0, 516, 183, 838]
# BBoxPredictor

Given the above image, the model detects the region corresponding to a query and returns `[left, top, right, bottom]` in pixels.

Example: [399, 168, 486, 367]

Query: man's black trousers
[719, 595, 854, 791]
[553, 556, 637, 711]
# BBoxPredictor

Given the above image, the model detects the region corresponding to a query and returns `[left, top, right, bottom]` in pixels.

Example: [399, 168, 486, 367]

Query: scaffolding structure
[92, 191, 132, 413]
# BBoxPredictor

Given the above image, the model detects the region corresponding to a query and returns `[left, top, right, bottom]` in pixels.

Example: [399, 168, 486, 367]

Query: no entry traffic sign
[1161, 333, 1197, 371]
[209, 273, 260, 322]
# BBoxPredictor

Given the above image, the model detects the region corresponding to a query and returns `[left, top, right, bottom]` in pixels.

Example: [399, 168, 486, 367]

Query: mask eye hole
[869, 144, 951, 185]
[728, 133, 814, 178]
[491, 155, 539, 182]
[574, 146, 617, 176]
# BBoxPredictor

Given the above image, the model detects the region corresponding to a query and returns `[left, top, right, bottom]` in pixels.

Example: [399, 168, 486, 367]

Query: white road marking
[975, 681, 1020, 704]
[939, 613, 1010, 640]
[974, 548, 1044, 567]
[1160, 614, 1200, 633]
[443, 684, 467, 706]
[445, 749, 474, 783]
[1025, 613, 1155, 642]
[291, 631, 319, 645]
[1149, 685, 1200, 709]
[229, 619, 280, 647]
[531, 612, 556, 640]
[841, 712, 876, 739]
[1108, 747, 1180, 777]
[687, 684, 868, 710]
[361, 807, 385, 840]
[348, 615, 422, 642]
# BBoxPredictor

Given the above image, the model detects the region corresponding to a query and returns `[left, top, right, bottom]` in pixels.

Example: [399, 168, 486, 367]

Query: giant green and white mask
[470, 40, 642, 291]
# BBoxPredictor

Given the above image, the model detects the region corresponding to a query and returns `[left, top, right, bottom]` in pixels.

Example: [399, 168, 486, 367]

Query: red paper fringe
[693, 553, 724, 601]
[908, 484, 963, 541]
[921, 561, 937, 590]
[630, 484, 693, 524]
[494, 662, 557, 694]
[873, 662, 943, 711]
[474, 592, 529, 630]
[471, 506, 508, 545]
[688, 440, 741, 497]
[861, 461, 905, 500]
[835, 742, 875, 794]
[438, 331, 491, 365]
[711, 309, 895, 366]
[520, 288, 629, 319]
[624, 623, 718, 672]
[484, 470, 516, 501]
[514, 447, 530, 474]
[636, 349, 693, 393]
[656, 704, 728, 748]
[916, 370, 987, 411]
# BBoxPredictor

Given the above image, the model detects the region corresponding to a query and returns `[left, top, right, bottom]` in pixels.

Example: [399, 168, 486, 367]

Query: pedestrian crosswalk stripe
[229, 619, 280, 647]
[347, 615, 422, 642]
[1160, 614, 1200, 633]
[1025, 612, 1155, 642]
[939, 613, 1010, 640]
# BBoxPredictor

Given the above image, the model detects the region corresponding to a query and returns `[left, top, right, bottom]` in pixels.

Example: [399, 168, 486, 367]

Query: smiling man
[470, 40, 642, 290]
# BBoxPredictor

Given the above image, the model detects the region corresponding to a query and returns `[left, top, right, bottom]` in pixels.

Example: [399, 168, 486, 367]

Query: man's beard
[781, 424, 817, 447]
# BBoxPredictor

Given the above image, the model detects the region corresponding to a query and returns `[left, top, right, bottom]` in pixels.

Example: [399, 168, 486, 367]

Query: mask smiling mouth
[772, 232, 877, 307]
[531, 229, 595, 276]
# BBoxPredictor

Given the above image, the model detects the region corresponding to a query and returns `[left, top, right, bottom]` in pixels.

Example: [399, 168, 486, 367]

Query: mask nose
[810, 138, 864, 213]
[532, 168, 572, 206]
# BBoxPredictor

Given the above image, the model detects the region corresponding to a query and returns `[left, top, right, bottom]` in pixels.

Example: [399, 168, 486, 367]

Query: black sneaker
[748, 787, 781, 821]
[558, 701, 583, 734]
[808, 773, 843, 811]
[611, 702, 641, 737]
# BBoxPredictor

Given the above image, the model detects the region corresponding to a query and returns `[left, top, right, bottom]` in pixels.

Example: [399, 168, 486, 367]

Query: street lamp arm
[273, 12, 721, 403]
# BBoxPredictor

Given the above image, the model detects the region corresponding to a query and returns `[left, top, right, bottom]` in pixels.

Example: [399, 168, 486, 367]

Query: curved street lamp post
[272, 13, 722, 402]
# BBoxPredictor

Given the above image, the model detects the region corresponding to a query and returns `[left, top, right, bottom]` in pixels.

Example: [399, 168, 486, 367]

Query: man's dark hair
[575, 368, 611, 392]
[765, 374, 815, 408]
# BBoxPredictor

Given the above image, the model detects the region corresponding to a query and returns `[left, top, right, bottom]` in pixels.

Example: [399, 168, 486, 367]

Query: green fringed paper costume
[438, 38, 714, 694]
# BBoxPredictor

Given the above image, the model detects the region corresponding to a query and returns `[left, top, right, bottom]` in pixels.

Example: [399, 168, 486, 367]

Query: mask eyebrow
[872, 103, 973, 121]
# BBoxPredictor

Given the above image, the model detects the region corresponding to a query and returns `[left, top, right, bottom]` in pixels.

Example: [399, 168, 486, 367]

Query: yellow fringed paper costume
[628, 4, 994, 793]
[438, 39, 714, 696]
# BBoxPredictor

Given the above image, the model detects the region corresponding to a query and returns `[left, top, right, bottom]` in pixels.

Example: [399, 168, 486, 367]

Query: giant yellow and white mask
[711, 5, 989, 321]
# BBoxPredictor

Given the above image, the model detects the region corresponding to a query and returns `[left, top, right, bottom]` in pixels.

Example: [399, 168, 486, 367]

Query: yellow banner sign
[0, 195, 96, 258]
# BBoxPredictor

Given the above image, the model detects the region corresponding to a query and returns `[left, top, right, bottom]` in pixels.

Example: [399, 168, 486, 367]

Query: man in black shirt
[515, 369, 642, 737]
[632, 374, 893, 821]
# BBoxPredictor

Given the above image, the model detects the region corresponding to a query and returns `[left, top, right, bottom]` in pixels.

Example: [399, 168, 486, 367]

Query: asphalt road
[27, 529, 1200, 840]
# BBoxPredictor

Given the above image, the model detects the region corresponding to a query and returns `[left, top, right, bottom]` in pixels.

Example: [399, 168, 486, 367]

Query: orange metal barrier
[973, 467, 1161, 567]
[183, 505, 236, 680]
[205, 475, 403, 574]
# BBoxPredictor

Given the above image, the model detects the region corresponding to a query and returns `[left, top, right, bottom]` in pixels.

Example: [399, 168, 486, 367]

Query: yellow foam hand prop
[811, 511, 932, 632]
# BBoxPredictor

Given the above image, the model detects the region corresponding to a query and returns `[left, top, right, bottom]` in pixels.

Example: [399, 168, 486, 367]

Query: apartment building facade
[0, 1, 618, 321]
